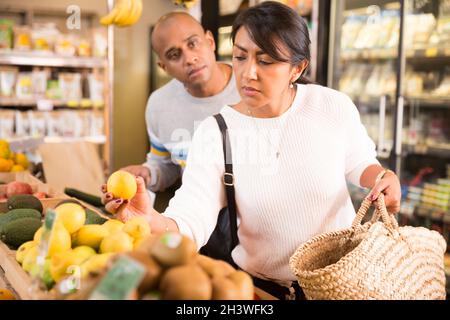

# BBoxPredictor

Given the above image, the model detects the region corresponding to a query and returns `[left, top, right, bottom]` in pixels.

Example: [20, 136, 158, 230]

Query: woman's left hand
[367, 170, 402, 214]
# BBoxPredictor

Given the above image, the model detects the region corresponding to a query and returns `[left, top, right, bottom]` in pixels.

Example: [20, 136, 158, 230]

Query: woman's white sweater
[164, 84, 379, 285]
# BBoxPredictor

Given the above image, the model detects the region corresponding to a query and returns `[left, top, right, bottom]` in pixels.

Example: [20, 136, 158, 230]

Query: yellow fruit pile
[0, 140, 29, 173]
[58, 232, 255, 300]
[15, 202, 151, 289]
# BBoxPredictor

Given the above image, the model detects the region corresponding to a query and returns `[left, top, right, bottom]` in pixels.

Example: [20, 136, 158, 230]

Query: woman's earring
[290, 82, 294, 89]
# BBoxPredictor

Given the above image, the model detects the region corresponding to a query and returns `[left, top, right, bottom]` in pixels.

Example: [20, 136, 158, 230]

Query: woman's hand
[101, 176, 153, 222]
[367, 170, 402, 214]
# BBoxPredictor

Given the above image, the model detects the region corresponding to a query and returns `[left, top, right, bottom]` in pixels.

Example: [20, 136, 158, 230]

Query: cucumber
[85, 208, 108, 225]
[64, 188, 103, 207]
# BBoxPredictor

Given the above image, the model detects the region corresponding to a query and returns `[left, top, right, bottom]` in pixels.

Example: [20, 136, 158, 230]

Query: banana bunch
[172, 0, 199, 9]
[100, 0, 143, 27]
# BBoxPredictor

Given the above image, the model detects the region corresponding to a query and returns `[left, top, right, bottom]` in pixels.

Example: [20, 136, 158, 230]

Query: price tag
[67, 100, 79, 108]
[425, 47, 438, 58]
[37, 99, 54, 111]
[80, 99, 92, 108]
[89, 256, 146, 300]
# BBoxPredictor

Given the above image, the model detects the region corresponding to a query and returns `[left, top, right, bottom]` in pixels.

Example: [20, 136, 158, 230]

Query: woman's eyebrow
[234, 44, 266, 55]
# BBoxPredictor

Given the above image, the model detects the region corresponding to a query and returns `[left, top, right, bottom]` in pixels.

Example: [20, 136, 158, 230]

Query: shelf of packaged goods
[0, 51, 107, 68]
[347, 96, 450, 109]
[6, 135, 106, 152]
[341, 47, 450, 62]
[8, 136, 45, 152]
[0, 97, 104, 109]
[403, 143, 450, 158]
[405, 97, 450, 108]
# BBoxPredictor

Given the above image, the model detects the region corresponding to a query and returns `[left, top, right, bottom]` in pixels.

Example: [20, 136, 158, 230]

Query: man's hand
[121, 165, 152, 187]
[101, 176, 153, 222]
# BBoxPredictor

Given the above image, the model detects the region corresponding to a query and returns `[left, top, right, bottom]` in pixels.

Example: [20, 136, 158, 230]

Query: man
[121, 12, 240, 195]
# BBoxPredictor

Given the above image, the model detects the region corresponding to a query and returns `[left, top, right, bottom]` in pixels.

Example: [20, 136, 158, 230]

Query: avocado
[0, 208, 42, 233]
[85, 208, 108, 225]
[0, 217, 42, 249]
[7, 195, 43, 214]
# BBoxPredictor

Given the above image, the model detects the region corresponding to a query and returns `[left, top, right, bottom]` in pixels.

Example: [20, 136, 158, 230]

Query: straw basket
[289, 194, 447, 300]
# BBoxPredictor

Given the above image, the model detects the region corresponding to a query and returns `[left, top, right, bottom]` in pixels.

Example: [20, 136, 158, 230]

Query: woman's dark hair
[231, 1, 311, 84]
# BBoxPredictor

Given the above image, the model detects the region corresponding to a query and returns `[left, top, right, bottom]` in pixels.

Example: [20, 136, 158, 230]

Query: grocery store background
[0, 0, 449, 262]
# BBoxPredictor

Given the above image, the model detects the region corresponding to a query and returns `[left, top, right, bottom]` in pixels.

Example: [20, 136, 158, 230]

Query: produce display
[54, 232, 254, 300]
[0, 140, 30, 173]
[0, 171, 256, 300]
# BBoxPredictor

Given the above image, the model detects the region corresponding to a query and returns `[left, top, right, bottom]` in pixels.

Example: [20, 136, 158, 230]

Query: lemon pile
[0, 140, 30, 173]
[15, 202, 151, 289]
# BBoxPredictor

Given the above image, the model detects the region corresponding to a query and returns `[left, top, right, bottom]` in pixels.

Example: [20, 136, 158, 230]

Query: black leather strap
[213, 114, 239, 249]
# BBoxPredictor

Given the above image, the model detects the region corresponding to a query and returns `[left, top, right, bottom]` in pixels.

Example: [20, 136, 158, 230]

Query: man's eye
[233, 56, 246, 61]
[169, 52, 180, 60]
[188, 40, 198, 48]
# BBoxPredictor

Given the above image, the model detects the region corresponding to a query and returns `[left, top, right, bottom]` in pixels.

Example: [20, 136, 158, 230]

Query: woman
[102, 1, 401, 299]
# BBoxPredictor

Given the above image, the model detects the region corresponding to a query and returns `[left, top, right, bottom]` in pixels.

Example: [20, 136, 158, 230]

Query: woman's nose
[243, 60, 257, 80]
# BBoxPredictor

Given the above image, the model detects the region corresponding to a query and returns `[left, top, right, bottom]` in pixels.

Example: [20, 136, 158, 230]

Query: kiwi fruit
[125, 251, 163, 295]
[228, 271, 254, 300]
[211, 276, 241, 300]
[159, 265, 212, 300]
[196, 255, 235, 278]
[151, 232, 197, 268]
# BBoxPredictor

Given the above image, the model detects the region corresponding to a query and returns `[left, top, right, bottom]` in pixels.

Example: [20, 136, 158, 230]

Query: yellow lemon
[50, 250, 86, 283]
[72, 225, 108, 250]
[0, 289, 15, 300]
[106, 170, 137, 200]
[99, 232, 133, 254]
[22, 246, 39, 273]
[80, 253, 115, 278]
[10, 164, 25, 172]
[0, 146, 10, 160]
[72, 246, 97, 262]
[16, 241, 36, 265]
[133, 236, 148, 250]
[0, 158, 13, 172]
[0, 139, 9, 149]
[47, 222, 72, 257]
[33, 227, 43, 243]
[102, 219, 124, 235]
[55, 203, 86, 234]
[14, 152, 29, 169]
[123, 216, 151, 240]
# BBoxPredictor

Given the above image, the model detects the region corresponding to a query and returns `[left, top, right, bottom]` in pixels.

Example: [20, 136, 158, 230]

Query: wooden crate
[0, 242, 48, 299]
[0, 172, 68, 214]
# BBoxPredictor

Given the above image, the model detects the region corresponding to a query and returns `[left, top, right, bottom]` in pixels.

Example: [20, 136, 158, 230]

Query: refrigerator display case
[328, 0, 450, 257]
[217, 0, 322, 82]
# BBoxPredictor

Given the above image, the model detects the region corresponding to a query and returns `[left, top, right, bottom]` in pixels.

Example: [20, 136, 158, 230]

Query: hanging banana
[100, 0, 143, 27]
[172, 0, 199, 9]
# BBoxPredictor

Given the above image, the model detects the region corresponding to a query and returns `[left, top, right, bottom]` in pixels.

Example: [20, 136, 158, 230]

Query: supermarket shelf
[403, 143, 450, 158]
[0, 97, 104, 109]
[341, 47, 450, 62]
[8, 136, 44, 152]
[0, 51, 107, 68]
[405, 97, 450, 108]
[6, 135, 106, 152]
[44, 135, 107, 144]
[347, 95, 450, 109]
